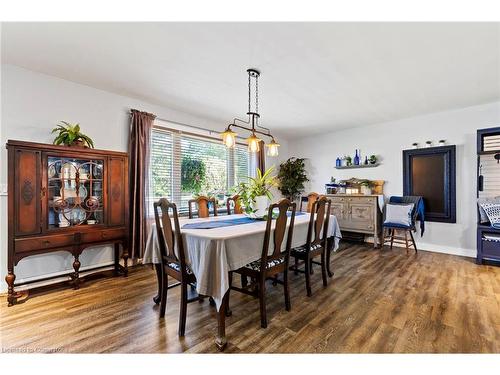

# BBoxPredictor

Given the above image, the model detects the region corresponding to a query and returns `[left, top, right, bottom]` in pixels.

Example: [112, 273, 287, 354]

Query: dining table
[143, 212, 342, 350]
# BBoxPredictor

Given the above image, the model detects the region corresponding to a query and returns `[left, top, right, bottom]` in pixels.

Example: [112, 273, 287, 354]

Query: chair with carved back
[226, 195, 243, 215]
[188, 196, 217, 219]
[228, 198, 297, 328]
[153, 198, 204, 336]
[290, 196, 331, 296]
[299, 192, 320, 213]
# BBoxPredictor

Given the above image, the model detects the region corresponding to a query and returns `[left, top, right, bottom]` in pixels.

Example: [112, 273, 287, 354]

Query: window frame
[149, 123, 253, 215]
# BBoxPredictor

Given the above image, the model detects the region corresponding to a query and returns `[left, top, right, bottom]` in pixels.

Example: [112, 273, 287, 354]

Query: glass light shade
[247, 133, 261, 153]
[266, 139, 280, 157]
[221, 129, 237, 148]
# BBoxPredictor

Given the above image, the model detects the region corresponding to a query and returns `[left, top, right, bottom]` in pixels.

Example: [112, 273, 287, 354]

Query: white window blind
[150, 126, 251, 213]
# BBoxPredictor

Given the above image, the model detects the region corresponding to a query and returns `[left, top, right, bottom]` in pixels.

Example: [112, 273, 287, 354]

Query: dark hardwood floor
[1, 243, 500, 353]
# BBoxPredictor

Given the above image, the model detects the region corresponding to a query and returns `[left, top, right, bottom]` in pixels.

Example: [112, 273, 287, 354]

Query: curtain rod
[154, 116, 247, 141]
[155, 117, 220, 135]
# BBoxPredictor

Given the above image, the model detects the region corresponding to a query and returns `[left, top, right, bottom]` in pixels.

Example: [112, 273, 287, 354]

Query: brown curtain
[257, 140, 266, 173]
[129, 109, 156, 259]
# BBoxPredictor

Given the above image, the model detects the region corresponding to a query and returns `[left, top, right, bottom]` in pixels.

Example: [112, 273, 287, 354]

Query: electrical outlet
[0, 183, 8, 196]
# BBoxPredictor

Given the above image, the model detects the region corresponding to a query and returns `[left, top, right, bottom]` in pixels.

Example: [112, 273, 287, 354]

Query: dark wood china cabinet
[6, 140, 129, 306]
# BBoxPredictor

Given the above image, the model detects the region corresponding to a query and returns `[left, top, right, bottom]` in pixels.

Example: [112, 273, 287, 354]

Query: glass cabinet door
[47, 156, 104, 229]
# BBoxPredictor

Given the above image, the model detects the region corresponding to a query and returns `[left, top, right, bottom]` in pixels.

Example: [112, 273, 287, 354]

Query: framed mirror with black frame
[403, 145, 456, 223]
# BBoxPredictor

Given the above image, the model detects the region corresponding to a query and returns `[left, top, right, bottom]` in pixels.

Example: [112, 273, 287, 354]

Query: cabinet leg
[6, 270, 18, 307]
[114, 243, 120, 276]
[122, 251, 129, 277]
[72, 255, 81, 290]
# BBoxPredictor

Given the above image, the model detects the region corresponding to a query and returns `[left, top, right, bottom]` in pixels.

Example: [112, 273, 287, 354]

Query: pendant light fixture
[221, 68, 279, 156]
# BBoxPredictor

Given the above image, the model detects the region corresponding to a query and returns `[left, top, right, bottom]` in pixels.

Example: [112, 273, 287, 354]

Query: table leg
[326, 237, 334, 278]
[215, 290, 230, 351]
[153, 263, 162, 305]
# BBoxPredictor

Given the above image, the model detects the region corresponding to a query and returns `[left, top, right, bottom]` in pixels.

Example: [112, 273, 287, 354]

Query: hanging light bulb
[266, 138, 280, 157]
[247, 132, 261, 153]
[221, 127, 237, 148]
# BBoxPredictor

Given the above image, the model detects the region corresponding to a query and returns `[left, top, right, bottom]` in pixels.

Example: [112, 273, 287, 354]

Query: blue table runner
[182, 212, 305, 229]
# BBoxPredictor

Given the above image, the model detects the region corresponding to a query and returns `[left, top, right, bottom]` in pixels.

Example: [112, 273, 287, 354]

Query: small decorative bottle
[336, 157, 341, 167]
[354, 150, 360, 166]
[364, 156, 368, 165]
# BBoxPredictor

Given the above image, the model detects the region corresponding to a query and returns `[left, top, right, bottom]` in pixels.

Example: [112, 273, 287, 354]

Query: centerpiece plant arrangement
[276, 157, 309, 201]
[237, 166, 277, 218]
[51, 121, 95, 148]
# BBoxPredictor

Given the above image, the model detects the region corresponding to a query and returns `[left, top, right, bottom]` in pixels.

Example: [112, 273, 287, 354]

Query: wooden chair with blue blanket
[382, 196, 424, 253]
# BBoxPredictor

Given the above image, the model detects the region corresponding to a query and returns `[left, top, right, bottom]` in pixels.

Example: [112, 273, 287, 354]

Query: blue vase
[336, 157, 341, 167]
[354, 150, 360, 165]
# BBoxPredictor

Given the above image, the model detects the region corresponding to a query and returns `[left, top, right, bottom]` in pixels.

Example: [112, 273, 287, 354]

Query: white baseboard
[0, 261, 116, 294]
[363, 237, 475, 258]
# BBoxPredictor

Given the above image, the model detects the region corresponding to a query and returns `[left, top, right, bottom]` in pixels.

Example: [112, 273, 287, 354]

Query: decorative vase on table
[253, 195, 270, 218]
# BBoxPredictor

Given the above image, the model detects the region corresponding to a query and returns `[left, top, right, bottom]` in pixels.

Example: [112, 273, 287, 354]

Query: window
[150, 126, 251, 213]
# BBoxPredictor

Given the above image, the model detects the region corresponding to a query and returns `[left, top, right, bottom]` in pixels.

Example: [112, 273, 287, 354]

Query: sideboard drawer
[81, 228, 125, 244]
[346, 197, 375, 205]
[330, 196, 347, 203]
[15, 233, 75, 253]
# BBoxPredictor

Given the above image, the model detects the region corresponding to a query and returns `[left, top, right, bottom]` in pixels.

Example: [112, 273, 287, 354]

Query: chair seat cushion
[244, 257, 285, 271]
[383, 222, 412, 229]
[167, 262, 193, 275]
[291, 243, 323, 254]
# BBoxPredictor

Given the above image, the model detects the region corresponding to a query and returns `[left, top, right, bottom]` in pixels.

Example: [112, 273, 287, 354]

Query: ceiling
[2, 22, 500, 140]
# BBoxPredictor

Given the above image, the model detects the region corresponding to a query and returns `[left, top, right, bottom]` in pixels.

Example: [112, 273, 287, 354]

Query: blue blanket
[182, 212, 305, 229]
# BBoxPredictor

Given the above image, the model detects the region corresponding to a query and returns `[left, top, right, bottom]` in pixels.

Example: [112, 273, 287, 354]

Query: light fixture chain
[248, 72, 251, 113]
[255, 74, 259, 115]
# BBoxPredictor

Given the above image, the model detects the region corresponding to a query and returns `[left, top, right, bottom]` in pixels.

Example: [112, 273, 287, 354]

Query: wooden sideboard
[327, 194, 382, 248]
[6, 140, 129, 306]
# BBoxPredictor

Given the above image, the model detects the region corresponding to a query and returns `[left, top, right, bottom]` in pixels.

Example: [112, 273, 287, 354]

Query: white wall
[288, 101, 500, 257]
[0, 64, 289, 292]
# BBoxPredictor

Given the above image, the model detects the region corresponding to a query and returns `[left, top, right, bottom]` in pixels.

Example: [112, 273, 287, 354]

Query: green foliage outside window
[181, 156, 206, 195]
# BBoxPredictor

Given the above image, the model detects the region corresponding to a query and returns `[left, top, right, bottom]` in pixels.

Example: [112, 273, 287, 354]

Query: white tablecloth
[143, 213, 341, 310]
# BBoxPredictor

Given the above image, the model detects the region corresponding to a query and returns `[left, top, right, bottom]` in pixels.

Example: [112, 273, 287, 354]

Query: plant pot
[253, 195, 269, 218]
[70, 140, 87, 148]
[361, 186, 372, 195]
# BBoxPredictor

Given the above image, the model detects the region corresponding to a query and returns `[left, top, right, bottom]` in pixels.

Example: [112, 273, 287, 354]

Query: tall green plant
[237, 167, 277, 214]
[51, 121, 94, 148]
[277, 157, 309, 201]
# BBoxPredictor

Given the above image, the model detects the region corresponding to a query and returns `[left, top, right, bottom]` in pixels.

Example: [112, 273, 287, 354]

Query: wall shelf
[335, 163, 380, 170]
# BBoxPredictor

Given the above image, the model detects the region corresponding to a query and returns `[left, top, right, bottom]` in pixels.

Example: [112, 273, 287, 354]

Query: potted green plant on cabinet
[51, 121, 95, 148]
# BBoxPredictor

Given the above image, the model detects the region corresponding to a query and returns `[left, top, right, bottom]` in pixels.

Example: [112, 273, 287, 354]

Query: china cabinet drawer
[15, 233, 75, 253]
[81, 228, 125, 243]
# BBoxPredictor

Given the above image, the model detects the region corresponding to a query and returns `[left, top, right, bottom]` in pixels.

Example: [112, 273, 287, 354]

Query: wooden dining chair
[382, 196, 422, 253]
[188, 195, 217, 219]
[153, 198, 204, 336]
[228, 198, 297, 328]
[299, 192, 320, 213]
[290, 196, 331, 296]
[226, 195, 243, 215]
